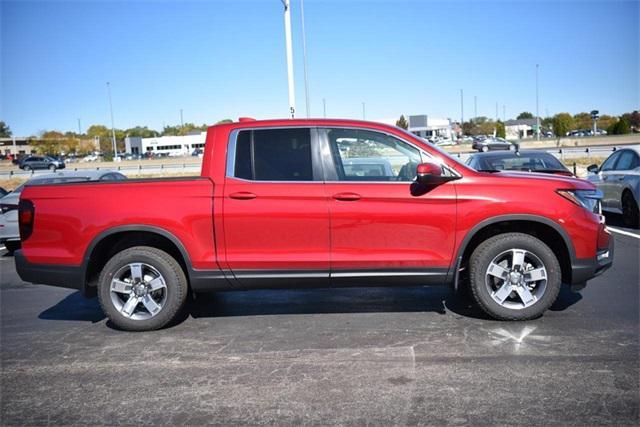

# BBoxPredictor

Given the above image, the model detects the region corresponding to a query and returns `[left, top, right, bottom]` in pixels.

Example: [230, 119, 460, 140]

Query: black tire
[48, 164, 56, 171]
[622, 191, 639, 228]
[481, 146, 489, 152]
[468, 232, 561, 320]
[97, 246, 188, 331]
[4, 241, 20, 255]
[23, 165, 31, 171]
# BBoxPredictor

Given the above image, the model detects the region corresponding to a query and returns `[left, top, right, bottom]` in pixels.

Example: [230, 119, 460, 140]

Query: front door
[222, 127, 330, 288]
[320, 127, 457, 286]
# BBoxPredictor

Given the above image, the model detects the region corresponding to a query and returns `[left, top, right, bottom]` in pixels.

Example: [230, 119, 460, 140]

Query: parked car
[467, 150, 574, 176]
[1, 170, 126, 254]
[587, 148, 640, 227]
[15, 118, 612, 331]
[0, 187, 8, 198]
[472, 137, 518, 152]
[19, 155, 65, 171]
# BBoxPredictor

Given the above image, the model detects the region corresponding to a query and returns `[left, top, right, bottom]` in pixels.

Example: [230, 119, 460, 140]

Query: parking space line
[607, 227, 640, 239]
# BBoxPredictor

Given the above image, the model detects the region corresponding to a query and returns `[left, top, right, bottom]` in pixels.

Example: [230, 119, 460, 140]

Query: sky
[1, 0, 638, 136]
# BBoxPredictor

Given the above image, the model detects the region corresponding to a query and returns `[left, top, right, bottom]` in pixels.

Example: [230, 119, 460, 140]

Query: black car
[472, 137, 518, 152]
[466, 150, 573, 176]
[19, 155, 66, 171]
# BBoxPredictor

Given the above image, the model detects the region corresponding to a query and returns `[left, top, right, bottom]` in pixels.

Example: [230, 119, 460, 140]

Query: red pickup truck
[16, 119, 613, 330]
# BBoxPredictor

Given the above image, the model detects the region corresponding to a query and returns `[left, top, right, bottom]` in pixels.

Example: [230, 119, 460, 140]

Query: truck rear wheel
[468, 233, 561, 320]
[97, 246, 188, 331]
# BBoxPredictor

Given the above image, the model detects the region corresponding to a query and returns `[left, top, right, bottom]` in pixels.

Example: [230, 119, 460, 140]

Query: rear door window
[232, 128, 313, 181]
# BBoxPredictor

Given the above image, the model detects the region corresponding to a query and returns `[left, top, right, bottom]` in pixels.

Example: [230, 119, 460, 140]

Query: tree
[597, 115, 617, 131]
[0, 121, 12, 137]
[621, 111, 640, 130]
[86, 125, 112, 140]
[608, 118, 630, 135]
[125, 126, 158, 138]
[495, 121, 506, 138]
[573, 112, 592, 130]
[215, 119, 233, 125]
[517, 112, 534, 120]
[395, 115, 408, 130]
[552, 113, 574, 138]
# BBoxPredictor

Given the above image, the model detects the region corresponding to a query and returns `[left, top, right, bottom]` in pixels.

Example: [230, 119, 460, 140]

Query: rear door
[222, 127, 330, 287]
[320, 127, 457, 285]
[598, 151, 622, 210]
[609, 150, 640, 210]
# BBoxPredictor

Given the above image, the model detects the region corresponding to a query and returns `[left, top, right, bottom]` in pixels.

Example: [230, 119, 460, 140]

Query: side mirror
[416, 162, 443, 185]
[587, 164, 599, 173]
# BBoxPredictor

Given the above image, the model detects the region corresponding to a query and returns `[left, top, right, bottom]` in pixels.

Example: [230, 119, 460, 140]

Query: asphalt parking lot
[1, 227, 638, 425]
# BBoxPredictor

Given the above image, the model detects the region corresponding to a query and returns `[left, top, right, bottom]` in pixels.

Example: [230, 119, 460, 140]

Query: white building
[504, 118, 538, 139]
[408, 115, 453, 140]
[0, 137, 36, 157]
[125, 132, 206, 157]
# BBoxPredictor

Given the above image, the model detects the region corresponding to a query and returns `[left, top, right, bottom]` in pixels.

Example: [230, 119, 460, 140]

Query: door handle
[332, 192, 361, 201]
[229, 191, 257, 200]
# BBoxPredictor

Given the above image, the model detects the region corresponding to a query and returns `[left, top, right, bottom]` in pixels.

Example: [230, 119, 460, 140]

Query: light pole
[362, 102, 366, 120]
[536, 64, 540, 140]
[460, 89, 464, 126]
[281, 0, 296, 118]
[474, 96, 477, 122]
[77, 118, 82, 135]
[106, 82, 117, 158]
[323, 98, 326, 118]
[300, 0, 310, 117]
[495, 102, 498, 122]
[503, 105, 506, 122]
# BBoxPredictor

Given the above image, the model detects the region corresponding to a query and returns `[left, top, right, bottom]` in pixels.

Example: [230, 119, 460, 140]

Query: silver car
[0, 170, 126, 253]
[587, 147, 640, 227]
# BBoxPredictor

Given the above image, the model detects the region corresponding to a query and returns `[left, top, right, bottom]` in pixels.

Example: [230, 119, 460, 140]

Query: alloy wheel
[109, 262, 167, 320]
[485, 248, 547, 310]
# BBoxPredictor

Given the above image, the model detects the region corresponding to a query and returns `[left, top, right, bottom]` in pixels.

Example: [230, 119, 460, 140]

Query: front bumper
[15, 250, 84, 291]
[570, 238, 614, 289]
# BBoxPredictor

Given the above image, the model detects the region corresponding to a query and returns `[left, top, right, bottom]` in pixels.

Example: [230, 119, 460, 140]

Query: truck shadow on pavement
[37, 284, 583, 328]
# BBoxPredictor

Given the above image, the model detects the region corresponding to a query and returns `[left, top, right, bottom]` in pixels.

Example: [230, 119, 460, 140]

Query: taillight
[18, 199, 35, 241]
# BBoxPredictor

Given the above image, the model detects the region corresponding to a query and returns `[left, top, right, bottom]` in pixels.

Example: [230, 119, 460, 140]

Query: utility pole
[300, 0, 310, 117]
[503, 105, 506, 122]
[180, 109, 184, 129]
[460, 89, 464, 126]
[77, 118, 82, 135]
[362, 102, 366, 120]
[536, 63, 540, 140]
[474, 96, 477, 122]
[495, 102, 499, 122]
[281, 0, 295, 118]
[106, 82, 117, 159]
[323, 98, 326, 118]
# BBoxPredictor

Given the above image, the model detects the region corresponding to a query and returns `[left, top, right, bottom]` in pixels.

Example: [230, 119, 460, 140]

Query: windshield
[473, 153, 567, 172]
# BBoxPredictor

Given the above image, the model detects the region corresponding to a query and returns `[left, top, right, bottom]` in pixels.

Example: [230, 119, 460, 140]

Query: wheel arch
[450, 215, 575, 290]
[82, 225, 193, 297]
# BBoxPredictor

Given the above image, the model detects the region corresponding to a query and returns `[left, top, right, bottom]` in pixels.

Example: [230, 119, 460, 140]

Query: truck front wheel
[468, 233, 561, 320]
[97, 246, 188, 331]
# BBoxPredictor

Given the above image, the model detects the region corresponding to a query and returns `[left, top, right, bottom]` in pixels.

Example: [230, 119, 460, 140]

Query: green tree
[395, 115, 408, 130]
[517, 112, 534, 120]
[597, 115, 616, 131]
[552, 113, 574, 138]
[125, 126, 158, 138]
[86, 125, 112, 140]
[495, 121, 506, 138]
[215, 119, 233, 125]
[573, 112, 592, 130]
[0, 121, 12, 137]
[608, 118, 630, 135]
[621, 111, 640, 130]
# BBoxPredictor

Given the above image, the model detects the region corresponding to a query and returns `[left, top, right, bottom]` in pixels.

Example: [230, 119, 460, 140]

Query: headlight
[556, 189, 602, 214]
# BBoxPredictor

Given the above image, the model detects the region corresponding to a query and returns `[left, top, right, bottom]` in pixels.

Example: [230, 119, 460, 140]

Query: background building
[408, 115, 453, 140]
[0, 137, 35, 157]
[125, 132, 206, 156]
[505, 118, 538, 139]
